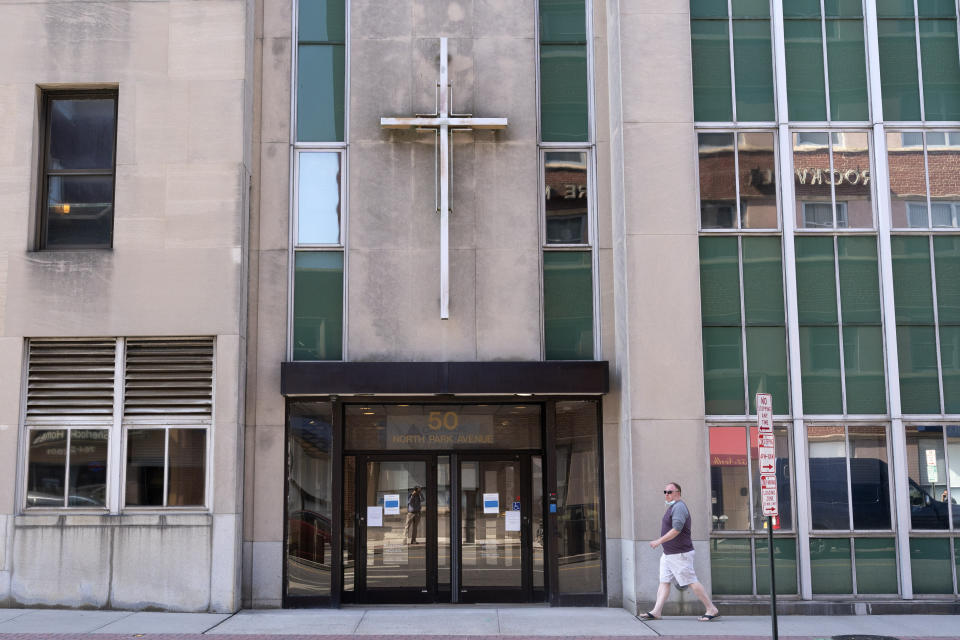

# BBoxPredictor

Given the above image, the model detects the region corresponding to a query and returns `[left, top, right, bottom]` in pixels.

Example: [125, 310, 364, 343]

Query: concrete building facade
[1, 0, 960, 616]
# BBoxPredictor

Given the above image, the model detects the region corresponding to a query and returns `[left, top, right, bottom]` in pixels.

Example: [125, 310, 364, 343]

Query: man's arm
[649, 527, 680, 549]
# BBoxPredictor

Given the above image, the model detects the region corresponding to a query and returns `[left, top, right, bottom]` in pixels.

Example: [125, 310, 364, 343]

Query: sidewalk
[0, 606, 958, 639]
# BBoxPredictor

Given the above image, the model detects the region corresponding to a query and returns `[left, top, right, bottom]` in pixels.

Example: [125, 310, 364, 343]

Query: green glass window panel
[703, 327, 746, 415]
[910, 537, 954, 593]
[810, 538, 853, 593]
[297, 44, 345, 142]
[800, 326, 843, 414]
[540, 44, 589, 142]
[691, 20, 733, 122]
[824, 0, 863, 18]
[918, 0, 957, 18]
[700, 237, 742, 325]
[877, 19, 922, 121]
[827, 19, 869, 121]
[710, 538, 753, 594]
[938, 325, 960, 413]
[877, 0, 914, 18]
[796, 236, 838, 325]
[838, 236, 881, 324]
[783, 0, 821, 18]
[843, 326, 888, 414]
[854, 538, 899, 594]
[897, 325, 941, 413]
[298, 0, 345, 43]
[935, 236, 960, 323]
[755, 537, 799, 595]
[891, 235, 934, 324]
[540, 0, 585, 42]
[732, 0, 769, 18]
[920, 20, 960, 121]
[743, 237, 784, 325]
[785, 19, 828, 121]
[544, 251, 594, 360]
[691, 0, 728, 18]
[733, 20, 775, 121]
[293, 251, 343, 360]
[747, 326, 789, 414]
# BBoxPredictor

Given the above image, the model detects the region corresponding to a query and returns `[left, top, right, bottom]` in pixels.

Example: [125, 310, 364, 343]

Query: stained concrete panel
[169, 1, 246, 81]
[352, 0, 413, 40]
[620, 12, 694, 125]
[127, 80, 190, 166]
[250, 540, 283, 607]
[475, 248, 540, 360]
[209, 514, 242, 612]
[252, 425, 285, 541]
[622, 123, 698, 236]
[413, 0, 474, 38]
[473, 37, 536, 143]
[350, 38, 413, 143]
[263, 0, 293, 39]
[624, 234, 703, 420]
[348, 248, 479, 360]
[188, 79, 246, 163]
[347, 141, 419, 251]
[472, 0, 535, 38]
[253, 250, 288, 426]
[474, 142, 538, 250]
[0, 84, 36, 169]
[110, 522, 213, 611]
[260, 37, 292, 144]
[11, 523, 112, 607]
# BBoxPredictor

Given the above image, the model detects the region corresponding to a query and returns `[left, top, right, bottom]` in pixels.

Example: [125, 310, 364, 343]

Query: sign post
[756, 393, 779, 640]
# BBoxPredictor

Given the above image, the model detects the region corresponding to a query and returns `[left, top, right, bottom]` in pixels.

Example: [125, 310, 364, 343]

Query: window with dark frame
[38, 90, 118, 250]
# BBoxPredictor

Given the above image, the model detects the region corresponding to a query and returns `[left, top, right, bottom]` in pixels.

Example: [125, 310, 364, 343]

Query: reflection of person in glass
[406, 486, 423, 544]
[942, 489, 958, 505]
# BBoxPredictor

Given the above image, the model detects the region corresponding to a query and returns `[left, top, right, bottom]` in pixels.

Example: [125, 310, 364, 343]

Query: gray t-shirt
[670, 500, 690, 532]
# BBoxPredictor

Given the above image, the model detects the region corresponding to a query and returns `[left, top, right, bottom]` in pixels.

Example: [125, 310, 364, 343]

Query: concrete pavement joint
[203, 610, 241, 634]
[88, 610, 135, 633]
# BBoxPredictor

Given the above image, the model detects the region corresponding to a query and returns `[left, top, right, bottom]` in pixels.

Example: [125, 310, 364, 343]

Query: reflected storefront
[283, 394, 606, 607]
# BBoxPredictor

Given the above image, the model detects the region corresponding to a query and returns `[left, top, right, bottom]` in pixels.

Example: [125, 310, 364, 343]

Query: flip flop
[698, 613, 720, 622]
[638, 612, 659, 621]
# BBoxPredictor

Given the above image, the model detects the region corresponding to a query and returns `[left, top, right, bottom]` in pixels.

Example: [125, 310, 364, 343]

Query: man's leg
[405, 513, 414, 543]
[647, 581, 671, 618]
[687, 581, 719, 617]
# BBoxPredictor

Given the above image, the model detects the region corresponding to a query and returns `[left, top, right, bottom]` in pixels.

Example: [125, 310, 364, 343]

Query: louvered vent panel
[26, 339, 117, 422]
[124, 338, 214, 421]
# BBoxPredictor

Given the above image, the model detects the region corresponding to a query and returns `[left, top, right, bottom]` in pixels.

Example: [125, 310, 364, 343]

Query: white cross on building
[381, 38, 508, 319]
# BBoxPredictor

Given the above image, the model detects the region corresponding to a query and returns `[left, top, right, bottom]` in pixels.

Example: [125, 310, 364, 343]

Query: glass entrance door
[458, 455, 540, 602]
[356, 456, 435, 602]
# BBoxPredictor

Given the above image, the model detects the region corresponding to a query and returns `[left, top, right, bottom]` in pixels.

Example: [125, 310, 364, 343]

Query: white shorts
[659, 550, 698, 587]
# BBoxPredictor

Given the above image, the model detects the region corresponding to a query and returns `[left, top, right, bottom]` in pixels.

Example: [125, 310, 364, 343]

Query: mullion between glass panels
[833, 237, 850, 414]
[163, 428, 171, 508]
[727, 0, 738, 123]
[827, 131, 839, 227]
[733, 133, 744, 228]
[928, 235, 948, 414]
[850, 536, 860, 594]
[923, 132, 934, 228]
[844, 425, 855, 530]
[942, 428, 955, 530]
[739, 237, 751, 415]
[62, 430, 72, 508]
[819, 0, 833, 123]
[746, 425, 755, 530]
[914, 0, 928, 122]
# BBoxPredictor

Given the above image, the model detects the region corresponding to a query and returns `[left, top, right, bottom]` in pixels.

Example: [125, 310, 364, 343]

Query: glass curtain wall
[694, 0, 960, 598]
[292, 0, 346, 361]
[540, 1, 596, 360]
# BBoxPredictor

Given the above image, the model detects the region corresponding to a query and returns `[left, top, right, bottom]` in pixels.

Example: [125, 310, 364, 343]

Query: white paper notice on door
[482, 493, 499, 514]
[383, 494, 400, 515]
[367, 506, 383, 527]
[505, 510, 521, 531]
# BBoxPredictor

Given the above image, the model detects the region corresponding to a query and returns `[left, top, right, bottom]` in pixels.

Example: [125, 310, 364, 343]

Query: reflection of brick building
[888, 145, 960, 226]
[792, 148, 872, 227]
[698, 140, 777, 227]
[545, 161, 588, 243]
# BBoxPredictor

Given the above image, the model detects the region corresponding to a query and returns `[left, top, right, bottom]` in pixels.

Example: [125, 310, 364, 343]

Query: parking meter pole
[768, 515, 778, 640]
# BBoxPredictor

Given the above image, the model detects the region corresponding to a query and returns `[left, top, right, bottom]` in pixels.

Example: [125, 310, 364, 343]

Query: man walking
[638, 482, 719, 622]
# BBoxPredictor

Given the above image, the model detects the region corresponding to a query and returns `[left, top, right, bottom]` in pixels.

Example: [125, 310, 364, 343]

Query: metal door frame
[354, 453, 437, 604]
[456, 452, 540, 603]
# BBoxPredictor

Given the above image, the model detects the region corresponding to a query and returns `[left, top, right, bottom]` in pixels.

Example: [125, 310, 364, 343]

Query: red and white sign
[756, 393, 773, 433]
[760, 473, 779, 516]
[758, 433, 776, 475]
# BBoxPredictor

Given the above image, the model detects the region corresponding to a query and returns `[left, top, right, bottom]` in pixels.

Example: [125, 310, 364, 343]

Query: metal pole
[768, 515, 778, 640]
